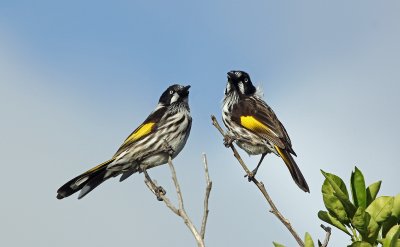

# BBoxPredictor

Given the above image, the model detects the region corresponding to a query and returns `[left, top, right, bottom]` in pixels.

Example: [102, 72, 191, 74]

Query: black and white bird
[57, 84, 192, 199]
[222, 70, 309, 192]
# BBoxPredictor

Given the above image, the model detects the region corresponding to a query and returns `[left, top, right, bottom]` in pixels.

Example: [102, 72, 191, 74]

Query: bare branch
[144, 179, 179, 215]
[200, 153, 212, 239]
[167, 156, 185, 211]
[144, 154, 212, 247]
[211, 115, 305, 247]
[318, 224, 332, 247]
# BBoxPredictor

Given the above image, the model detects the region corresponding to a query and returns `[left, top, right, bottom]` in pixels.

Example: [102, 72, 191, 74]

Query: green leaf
[273, 242, 286, 247]
[366, 218, 380, 242]
[348, 241, 373, 247]
[383, 216, 399, 238]
[304, 232, 315, 247]
[321, 170, 350, 197]
[323, 193, 349, 223]
[391, 240, 400, 247]
[318, 210, 351, 235]
[366, 181, 382, 206]
[382, 238, 400, 247]
[351, 167, 367, 208]
[393, 194, 400, 219]
[366, 196, 394, 223]
[321, 170, 356, 218]
[383, 225, 400, 247]
[352, 207, 370, 237]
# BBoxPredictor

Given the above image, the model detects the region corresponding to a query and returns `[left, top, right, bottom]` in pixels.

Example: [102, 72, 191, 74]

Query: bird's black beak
[179, 85, 190, 97]
[227, 71, 235, 81]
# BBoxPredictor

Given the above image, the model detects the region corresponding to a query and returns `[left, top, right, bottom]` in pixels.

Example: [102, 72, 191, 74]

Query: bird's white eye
[169, 90, 174, 94]
[244, 78, 248, 83]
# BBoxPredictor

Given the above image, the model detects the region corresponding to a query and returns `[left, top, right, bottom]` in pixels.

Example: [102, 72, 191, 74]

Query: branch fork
[144, 153, 212, 247]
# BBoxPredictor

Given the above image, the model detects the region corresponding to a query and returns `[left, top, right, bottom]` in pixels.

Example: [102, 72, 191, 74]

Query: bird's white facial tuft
[170, 92, 180, 104]
[238, 81, 245, 94]
[225, 81, 232, 95]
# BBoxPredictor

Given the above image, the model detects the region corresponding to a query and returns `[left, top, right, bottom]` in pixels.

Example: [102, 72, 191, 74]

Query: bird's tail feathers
[56, 159, 115, 200]
[275, 146, 310, 193]
[119, 168, 139, 182]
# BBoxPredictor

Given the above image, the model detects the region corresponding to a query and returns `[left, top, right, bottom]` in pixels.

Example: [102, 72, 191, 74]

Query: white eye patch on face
[238, 81, 245, 94]
[225, 82, 232, 94]
[170, 92, 180, 103]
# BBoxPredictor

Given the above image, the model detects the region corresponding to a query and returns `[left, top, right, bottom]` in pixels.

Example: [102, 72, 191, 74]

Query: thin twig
[211, 115, 305, 247]
[144, 154, 212, 247]
[167, 157, 204, 246]
[318, 224, 331, 247]
[200, 153, 212, 239]
[167, 157, 185, 211]
[144, 180, 179, 215]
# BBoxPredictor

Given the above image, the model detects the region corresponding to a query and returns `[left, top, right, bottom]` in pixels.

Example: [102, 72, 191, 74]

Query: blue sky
[1, 1, 399, 246]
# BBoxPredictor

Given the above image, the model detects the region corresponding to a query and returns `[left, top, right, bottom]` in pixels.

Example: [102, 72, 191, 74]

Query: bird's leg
[143, 169, 166, 201]
[162, 139, 175, 156]
[245, 153, 267, 182]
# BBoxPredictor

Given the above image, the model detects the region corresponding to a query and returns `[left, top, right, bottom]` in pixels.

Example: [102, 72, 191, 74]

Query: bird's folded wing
[231, 98, 290, 149]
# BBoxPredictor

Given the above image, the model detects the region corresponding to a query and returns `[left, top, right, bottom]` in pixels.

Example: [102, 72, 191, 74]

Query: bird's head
[225, 70, 256, 96]
[159, 84, 191, 106]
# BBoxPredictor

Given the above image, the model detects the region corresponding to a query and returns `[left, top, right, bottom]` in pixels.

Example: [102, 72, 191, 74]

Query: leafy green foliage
[352, 207, 370, 238]
[382, 216, 399, 238]
[392, 194, 400, 219]
[322, 170, 357, 221]
[382, 225, 400, 247]
[366, 197, 394, 224]
[367, 181, 382, 206]
[366, 218, 380, 243]
[272, 233, 316, 247]
[351, 167, 367, 209]
[318, 210, 351, 235]
[318, 167, 399, 246]
[274, 167, 398, 246]
[349, 241, 374, 247]
[304, 232, 315, 247]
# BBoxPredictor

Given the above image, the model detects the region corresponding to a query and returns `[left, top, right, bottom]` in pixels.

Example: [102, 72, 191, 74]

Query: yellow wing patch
[240, 116, 278, 137]
[123, 122, 155, 145]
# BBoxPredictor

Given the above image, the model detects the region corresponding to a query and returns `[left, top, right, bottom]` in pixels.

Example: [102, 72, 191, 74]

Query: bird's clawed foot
[223, 134, 235, 147]
[155, 186, 166, 201]
[244, 168, 259, 182]
[143, 169, 166, 201]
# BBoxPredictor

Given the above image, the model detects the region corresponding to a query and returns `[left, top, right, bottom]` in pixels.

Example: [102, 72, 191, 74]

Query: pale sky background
[1, 1, 399, 246]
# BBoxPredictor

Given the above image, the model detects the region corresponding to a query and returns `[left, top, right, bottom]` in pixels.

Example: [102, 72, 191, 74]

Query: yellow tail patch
[84, 159, 114, 174]
[275, 146, 295, 176]
[240, 116, 277, 136]
[275, 146, 289, 164]
[124, 122, 155, 144]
